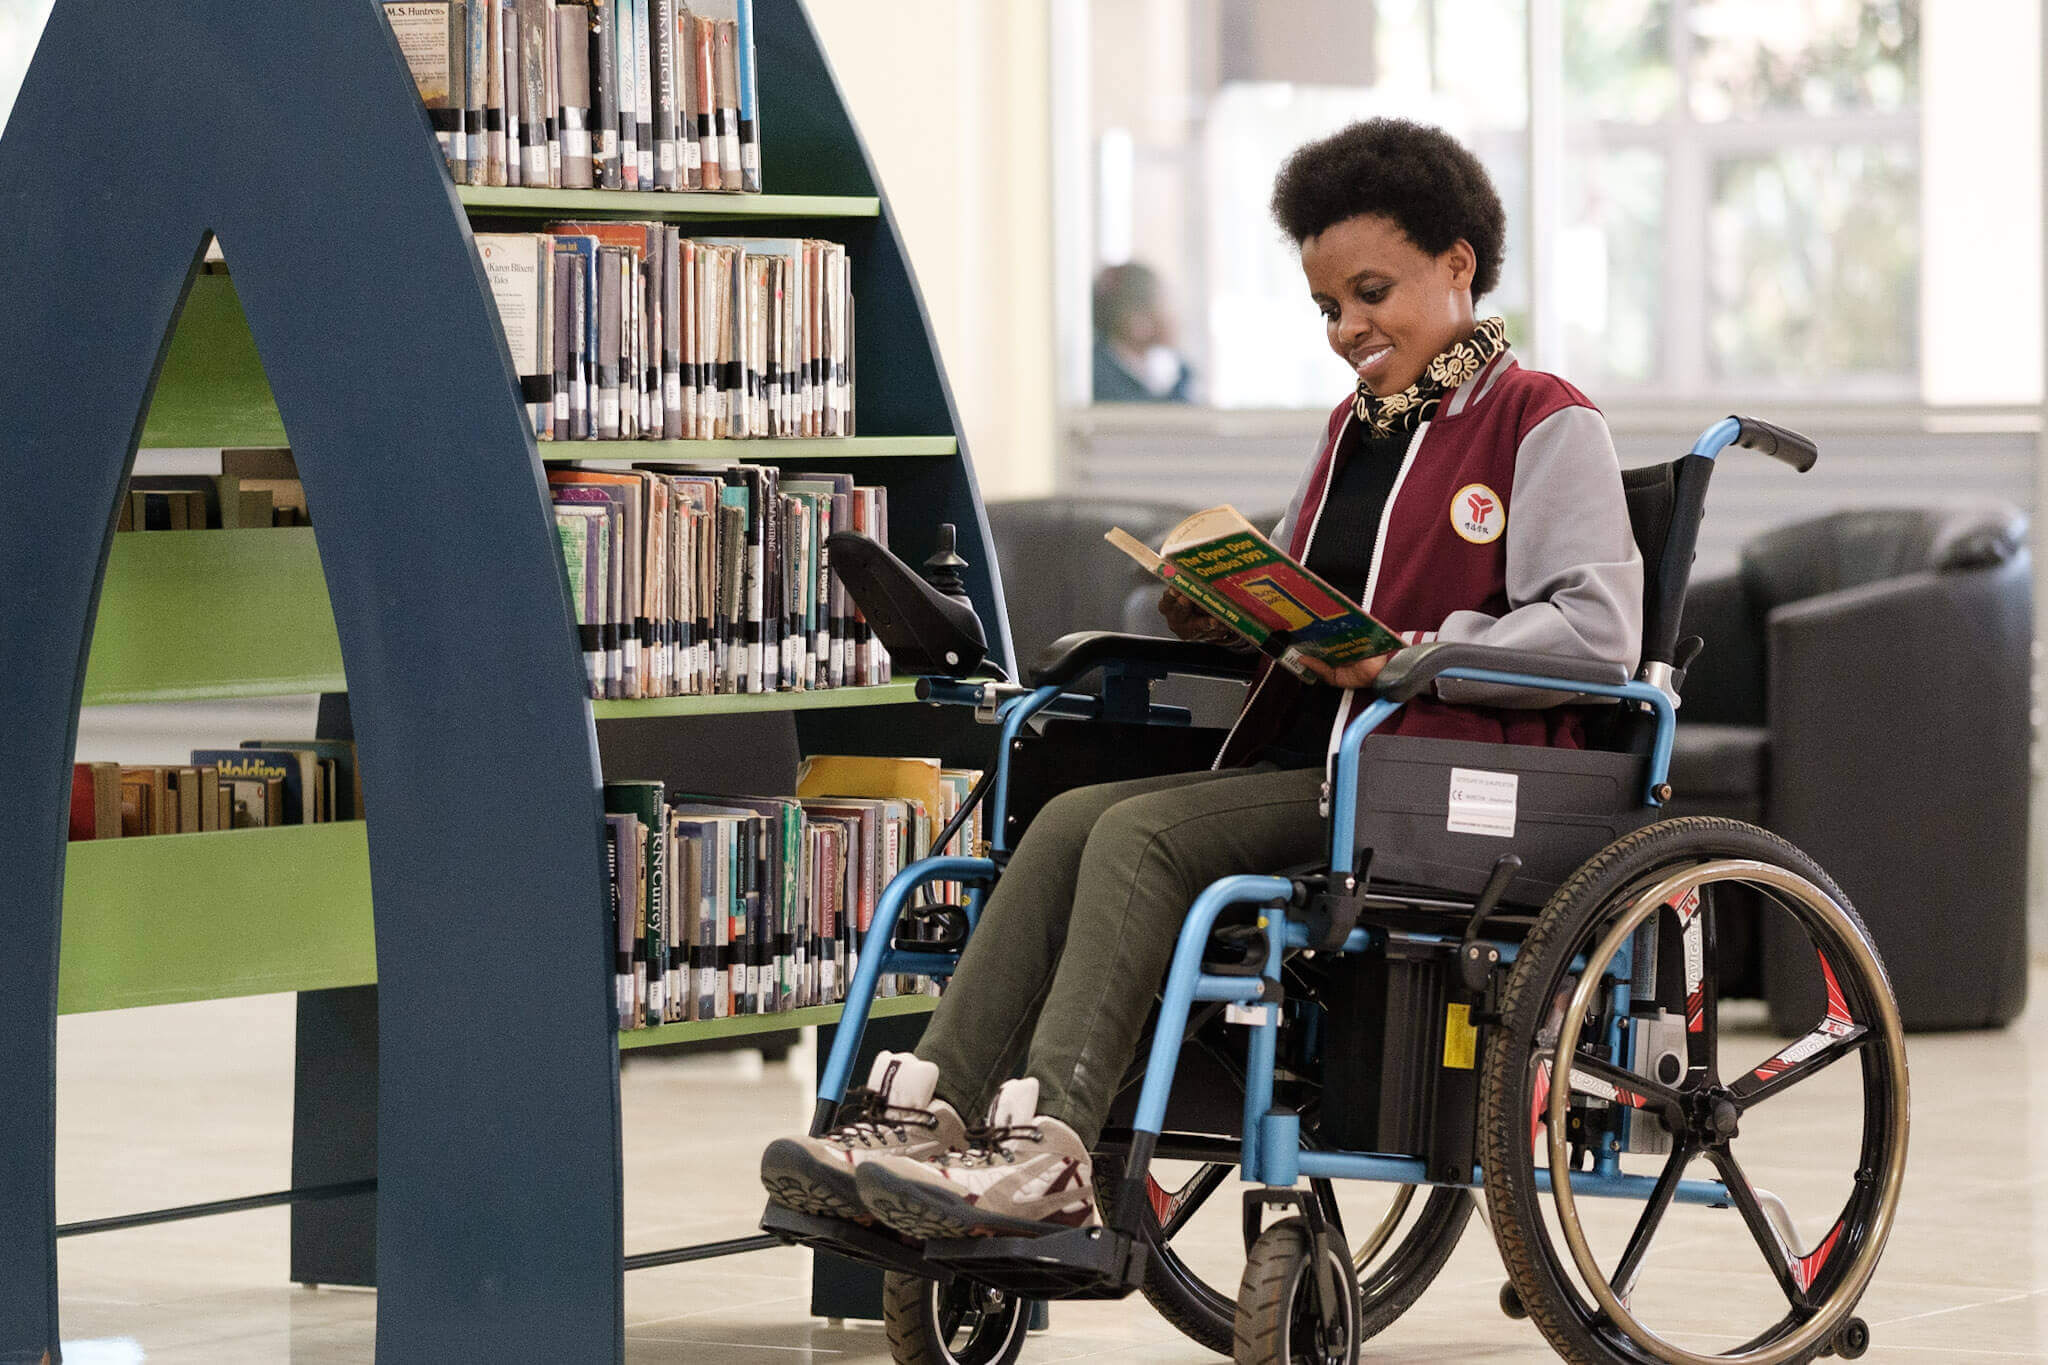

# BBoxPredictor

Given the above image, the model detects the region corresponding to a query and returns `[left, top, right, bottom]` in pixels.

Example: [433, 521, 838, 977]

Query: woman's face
[1301, 213, 1477, 397]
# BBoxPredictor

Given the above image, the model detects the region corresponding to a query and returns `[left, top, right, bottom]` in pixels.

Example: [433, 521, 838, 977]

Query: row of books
[117, 465, 312, 532]
[606, 755, 985, 1027]
[70, 740, 362, 840]
[479, 226, 852, 441]
[552, 462, 889, 698]
[382, 0, 760, 192]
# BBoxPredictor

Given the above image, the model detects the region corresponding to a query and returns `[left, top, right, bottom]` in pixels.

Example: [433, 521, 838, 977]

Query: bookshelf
[0, 1, 1012, 1360]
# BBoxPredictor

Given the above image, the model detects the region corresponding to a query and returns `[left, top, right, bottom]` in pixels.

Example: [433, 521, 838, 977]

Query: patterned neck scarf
[1353, 316, 1509, 438]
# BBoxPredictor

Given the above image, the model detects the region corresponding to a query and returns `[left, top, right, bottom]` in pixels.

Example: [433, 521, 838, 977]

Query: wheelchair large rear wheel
[1097, 1156, 1472, 1356]
[1480, 818, 1909, 1365]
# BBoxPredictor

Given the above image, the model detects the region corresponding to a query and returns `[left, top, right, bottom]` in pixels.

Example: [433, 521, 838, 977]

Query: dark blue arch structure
[0, 2, 623, 1359]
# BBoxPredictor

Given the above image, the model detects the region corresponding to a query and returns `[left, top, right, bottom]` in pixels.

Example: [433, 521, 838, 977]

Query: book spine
[556, 4, 593, 187]
[465, 0, 488, 182]
[519, 0, 550, 184]
[500, 2, 520, 185]
[632, 0, 654, 187]
[662, 227, 682, 437]
[651, 0, 677, 189]
[614, 0, 639, 190]
[544, 0, 561, 185]
[734, 0, 760, 190]
[484, 0, 505, 184]
[596, 246, 622, 437]
[589, 1, 619, 188]
[713, 18, 740, 189]
[448, 1, 470, 181]
[644, 802, 666, 1025]
[607, 823, 630, 1028]
[691, 14, 718, 189]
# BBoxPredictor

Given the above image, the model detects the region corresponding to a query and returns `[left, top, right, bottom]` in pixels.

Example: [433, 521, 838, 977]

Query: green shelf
[592, 681, 921, 719]
[60, 823, 374, 1013]
[140, 272, 288, 449]
[618, 992, 936, 1049]
[458, 185, 879, 219]
[542, 436, 956, 461]
[58, 821, 939, 1042]
[85, 528, 345, 705]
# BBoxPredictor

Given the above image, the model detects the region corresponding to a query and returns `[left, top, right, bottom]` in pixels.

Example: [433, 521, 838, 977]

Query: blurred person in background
[1091, 261, 1195, 402]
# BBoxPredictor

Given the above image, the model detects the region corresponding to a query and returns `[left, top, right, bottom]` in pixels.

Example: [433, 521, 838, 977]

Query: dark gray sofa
[1669, 505, 2033, 1031]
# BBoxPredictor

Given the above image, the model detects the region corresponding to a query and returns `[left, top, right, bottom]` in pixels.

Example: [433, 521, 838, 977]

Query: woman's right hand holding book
[1157, 586, 1236, 644]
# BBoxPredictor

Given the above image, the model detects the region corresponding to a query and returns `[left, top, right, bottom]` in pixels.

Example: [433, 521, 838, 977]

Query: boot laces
[830, 1086, 937, 1149]
[954, 1122, 1045, 1167]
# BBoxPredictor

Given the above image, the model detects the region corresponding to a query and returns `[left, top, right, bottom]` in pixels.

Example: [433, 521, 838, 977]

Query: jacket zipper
[1319, 419, 1430, 813]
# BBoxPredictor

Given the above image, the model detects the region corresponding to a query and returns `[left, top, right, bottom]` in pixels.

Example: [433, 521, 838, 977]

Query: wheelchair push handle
[1691, 414, 1820, 472]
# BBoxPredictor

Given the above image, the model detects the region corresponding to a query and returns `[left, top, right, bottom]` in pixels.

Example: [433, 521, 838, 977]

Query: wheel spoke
[1731, 947, 1869, 1110]
[1703, 1146, 1809, 1309]
[1730, 1025, 1870, 1109]
[1567, 1051, 1685, 1115]
[1156, 1162, 1233, 1240]
[1609, 1141, 1694, 1302]
[1680, 886, 1721, 1078]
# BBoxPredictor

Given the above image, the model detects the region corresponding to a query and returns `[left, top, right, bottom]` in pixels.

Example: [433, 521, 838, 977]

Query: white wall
[806, 0, 1059, 500]
[1922, 0, 2043, 406]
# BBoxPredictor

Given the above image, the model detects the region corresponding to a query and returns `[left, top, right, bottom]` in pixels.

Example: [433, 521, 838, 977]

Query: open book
[1107, 507, 1404, 681]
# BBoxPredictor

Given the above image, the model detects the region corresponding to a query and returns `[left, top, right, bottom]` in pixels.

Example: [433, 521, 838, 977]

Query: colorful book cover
[1106, 506, 1404, 679]
[240, 739, 362, 822]
[192, 748, 317, 825]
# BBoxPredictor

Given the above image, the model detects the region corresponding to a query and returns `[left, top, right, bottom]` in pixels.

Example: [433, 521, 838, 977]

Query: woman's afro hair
[1270, 118, 1505, 301]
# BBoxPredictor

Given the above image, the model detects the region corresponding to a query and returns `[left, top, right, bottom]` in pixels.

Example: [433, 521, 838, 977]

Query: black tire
[1479, 817, 1908, 1365]
[881, 1270, 1030, 1365]
[1233, 1217, 1360, 1365]
[1098, 1159, 1470, 1357]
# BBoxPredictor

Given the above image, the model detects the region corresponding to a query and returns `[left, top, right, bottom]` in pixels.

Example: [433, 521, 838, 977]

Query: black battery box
[1317, 937, 1482, 1185]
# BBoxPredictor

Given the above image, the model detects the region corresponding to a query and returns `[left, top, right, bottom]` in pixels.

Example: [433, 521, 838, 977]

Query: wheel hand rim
[1545, 858, 1909, 1365]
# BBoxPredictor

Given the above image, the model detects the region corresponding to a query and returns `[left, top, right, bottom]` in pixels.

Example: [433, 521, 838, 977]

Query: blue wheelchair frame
[812, 416, 1766, 1247]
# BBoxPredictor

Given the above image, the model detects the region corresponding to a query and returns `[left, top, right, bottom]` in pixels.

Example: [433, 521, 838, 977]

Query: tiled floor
[50, 970, 2048, 1363]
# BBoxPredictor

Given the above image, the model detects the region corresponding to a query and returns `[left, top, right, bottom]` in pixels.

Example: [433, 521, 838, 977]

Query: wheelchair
[764, 416, 1909, 1365]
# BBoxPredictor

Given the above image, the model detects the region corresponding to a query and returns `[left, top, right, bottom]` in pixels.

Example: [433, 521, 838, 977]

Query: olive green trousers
[915, 764, 1325, 1147]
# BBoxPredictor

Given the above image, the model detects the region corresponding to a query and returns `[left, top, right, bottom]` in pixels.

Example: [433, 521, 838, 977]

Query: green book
[1107, 506, 1404, 680]
[603, 780, 666, 1025]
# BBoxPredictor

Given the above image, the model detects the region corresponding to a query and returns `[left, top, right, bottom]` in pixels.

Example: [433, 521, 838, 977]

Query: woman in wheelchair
[761, 117, 1645, 1240]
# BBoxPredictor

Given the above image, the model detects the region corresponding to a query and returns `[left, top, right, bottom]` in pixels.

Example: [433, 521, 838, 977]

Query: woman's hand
[1301, 653, 1393, 691]
[1158, 586, 1234, 643]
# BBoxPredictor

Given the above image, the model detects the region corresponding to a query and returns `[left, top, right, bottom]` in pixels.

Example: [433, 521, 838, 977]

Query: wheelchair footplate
[919, 1223, 1147, 1301]
[759, 1202, 935, 1278]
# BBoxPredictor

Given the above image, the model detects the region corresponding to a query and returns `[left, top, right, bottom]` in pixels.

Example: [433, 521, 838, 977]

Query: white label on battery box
[1225, 1003, 1276, 1027]
[1447, 767, 1518, 837]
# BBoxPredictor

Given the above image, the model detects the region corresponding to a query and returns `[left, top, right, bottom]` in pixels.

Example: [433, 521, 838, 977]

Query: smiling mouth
[1353, 345, 1394, 379]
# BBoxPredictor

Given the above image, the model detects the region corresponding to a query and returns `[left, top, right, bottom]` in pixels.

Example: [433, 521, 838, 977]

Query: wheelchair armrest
[1371, 641, 1630, 703]
[1026, 631, 1260, 689]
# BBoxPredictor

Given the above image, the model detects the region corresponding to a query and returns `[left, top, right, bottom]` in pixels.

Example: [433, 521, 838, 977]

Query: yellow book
[795, 755, 943, 818]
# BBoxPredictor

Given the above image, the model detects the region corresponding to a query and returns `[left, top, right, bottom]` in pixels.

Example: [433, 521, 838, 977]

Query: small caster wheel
[1498, 1282, 1528, 1321]
[1235, 1217, 1360, 1363]
[1831, 1316, 1870, 1359]
[882, 1271, 1028, 1365]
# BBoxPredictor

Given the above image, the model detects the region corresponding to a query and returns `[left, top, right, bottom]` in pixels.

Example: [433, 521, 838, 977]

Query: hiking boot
[855, 1078, 1100, 1239]
[759, 1052, 966, 1222]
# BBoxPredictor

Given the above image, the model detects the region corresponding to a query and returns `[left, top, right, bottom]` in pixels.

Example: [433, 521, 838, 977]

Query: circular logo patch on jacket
[1451, 484, 1506, 543]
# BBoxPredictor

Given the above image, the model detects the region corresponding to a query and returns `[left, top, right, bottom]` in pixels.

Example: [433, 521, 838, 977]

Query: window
[1563, 0, 1920, 397]
[1072, 0, 1936, 407]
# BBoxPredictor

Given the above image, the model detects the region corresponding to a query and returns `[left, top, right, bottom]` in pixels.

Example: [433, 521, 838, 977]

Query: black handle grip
[1730, 415, 1819, 472]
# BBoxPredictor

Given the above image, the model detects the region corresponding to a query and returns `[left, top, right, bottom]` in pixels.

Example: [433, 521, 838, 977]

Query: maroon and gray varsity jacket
[1214, 349, 1644, 771]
